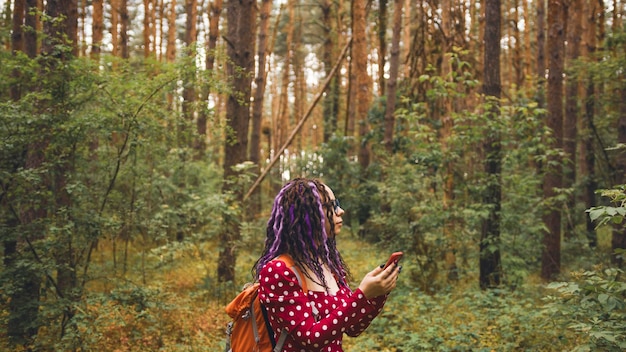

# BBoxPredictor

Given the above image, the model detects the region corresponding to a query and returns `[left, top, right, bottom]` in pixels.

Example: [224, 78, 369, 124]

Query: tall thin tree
[249, 0, 272, 208]
[378, 0, 388, 97]
[383, 0, 403, 152]
[580, 0, 599, 248]
[563, 0, 582, 239]
[320, 0, 337, 142]
[541, 0, 565, 281]
[479, 0, 502, 289]
[91, 0, 104, 58]
[217, 0, 256, 283]
[353, 0, 372, 170]
[182, 0, 198, 147]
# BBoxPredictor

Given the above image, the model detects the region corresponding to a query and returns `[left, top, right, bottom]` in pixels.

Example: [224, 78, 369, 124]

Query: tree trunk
[182, 0, 198, 147]
[378, 0, 387, 97]
[165, 0, 177, 111]
[276, 0, 295, 153]
[402, 0, 411, 78]
[120, 0, 129, 58]
[536, 0, 546, 108]
[563, 0, 581, 239]
[293, 3, 304, 150]
[79, 0, 86, 55]
[580, 0, 599, 248]
[143, 0, 152, 57]
[479, 0, 502, 290]
[6, 1, 42, 345]
[522, 0, 532, 92]
[10, 0, 25, 101]
[321, 0, 337, 142]
[440, 0, 458, 281]
[166, 0, 177, 62]
[383, 0, 403, 152]
[111, 0, 119, 57]
[541, 0, 565, 281]
[195, 0, 222, 159]
[512, 0, 524, 90]
[353, 0, 372, 170]
[613, 88, 626, 266]
[91, 0, 104, 58]
[218, 0, 255, 283]
[22, 0, 38, 57]
[249, 0, 271, 212]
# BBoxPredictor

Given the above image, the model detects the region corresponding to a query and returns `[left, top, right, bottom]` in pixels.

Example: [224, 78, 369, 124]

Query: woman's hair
[253, 178, 350, 289]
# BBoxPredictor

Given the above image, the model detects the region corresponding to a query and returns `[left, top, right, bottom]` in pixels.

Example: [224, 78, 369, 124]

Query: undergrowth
[1, 233, 621, 351]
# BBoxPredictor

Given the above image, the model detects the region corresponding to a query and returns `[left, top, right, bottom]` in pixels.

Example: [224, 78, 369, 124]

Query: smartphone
[384, 251, 403, 269]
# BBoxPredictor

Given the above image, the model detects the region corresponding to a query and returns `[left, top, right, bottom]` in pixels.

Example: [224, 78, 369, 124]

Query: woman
[254, 178, 399, 351]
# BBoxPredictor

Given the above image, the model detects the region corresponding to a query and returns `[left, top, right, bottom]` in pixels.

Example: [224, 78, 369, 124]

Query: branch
[243, 37, 352, 201]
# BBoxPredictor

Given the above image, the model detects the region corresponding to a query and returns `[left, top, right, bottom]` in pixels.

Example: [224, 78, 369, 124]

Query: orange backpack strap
[269, 254, 314, 351]
[274, 254, 308, 292]
[225, 283, 260, 319]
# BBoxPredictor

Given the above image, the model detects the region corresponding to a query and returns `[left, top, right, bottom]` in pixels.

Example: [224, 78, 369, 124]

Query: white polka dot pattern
[258, 260, 388, 351]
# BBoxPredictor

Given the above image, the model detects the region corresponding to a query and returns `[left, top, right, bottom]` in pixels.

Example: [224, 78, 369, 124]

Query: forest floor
[1, 229, 611, 351]
[198, 230, 609, 351]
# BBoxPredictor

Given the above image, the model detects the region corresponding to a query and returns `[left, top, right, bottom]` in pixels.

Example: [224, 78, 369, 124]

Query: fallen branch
[244, 37, 352, 201]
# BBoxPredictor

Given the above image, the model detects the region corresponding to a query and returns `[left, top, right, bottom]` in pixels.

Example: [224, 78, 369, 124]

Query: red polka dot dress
[258, 259, 388, 351]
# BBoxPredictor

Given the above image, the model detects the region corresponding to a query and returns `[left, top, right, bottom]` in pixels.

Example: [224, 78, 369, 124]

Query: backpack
[224, 255, 309, 352]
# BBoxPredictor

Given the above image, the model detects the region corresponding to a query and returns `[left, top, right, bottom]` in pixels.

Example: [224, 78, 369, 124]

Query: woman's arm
[345, 293, 387, 337]
[258, 260, 385, 349]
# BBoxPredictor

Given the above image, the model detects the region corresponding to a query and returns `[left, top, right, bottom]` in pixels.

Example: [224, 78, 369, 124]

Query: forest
[1, 0, 626, 350]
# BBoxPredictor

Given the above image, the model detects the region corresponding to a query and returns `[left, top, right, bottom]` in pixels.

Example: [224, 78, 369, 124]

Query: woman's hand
[357, 263, 399, 299]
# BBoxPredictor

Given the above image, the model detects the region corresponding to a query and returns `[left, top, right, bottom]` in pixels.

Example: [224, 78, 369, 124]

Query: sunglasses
[327, 198, 341, 214]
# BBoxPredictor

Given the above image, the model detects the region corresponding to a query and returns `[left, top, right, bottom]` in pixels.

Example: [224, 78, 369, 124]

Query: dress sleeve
[258, 260, 387, 349]
[344, 290, 387, 337]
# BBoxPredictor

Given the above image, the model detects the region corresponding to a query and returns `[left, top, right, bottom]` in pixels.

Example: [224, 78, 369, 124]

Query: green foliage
[0, 51, 226, 350]
[337, 67, 548, 289]
[538, 184, 626, 352]
[587, 185, 626, 228]
[544, 269, 626, 351]
[341, 277, 583, 351]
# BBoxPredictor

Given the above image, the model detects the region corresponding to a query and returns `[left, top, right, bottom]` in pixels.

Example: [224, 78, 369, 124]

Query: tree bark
[6, 0, 42, 345]
[22, 0, 38, 57]
[182, 0, 198, 147]
[321, 0, 337, 142]
[536, 0, 546, 108]
[166, 0, 177, 62]
[195, 0, 222, 159]
[512, 0, 524, 90]
[383, 0, 403, 152]
[353, 0, 372, 170]
[143, 0, 153, 57]
[479, 0, 502, 290]
[613, 88, 626, 266]
[218, 0, 256, 283]
[250, 0, 272, 172]
[293, 3, 304, 150]
[541, 0, 565, 281]
[276, 0, 295, 152]
[111, 0, 119, 57]
[580, 0, 599, 248]
[91, 0, 104, 58]
[10, 0, 25, 101]
[120, 0, 129, 58]
[378, 0, 387, 97]
[563, 0, 582, 239]
[440, 0, 458, 281]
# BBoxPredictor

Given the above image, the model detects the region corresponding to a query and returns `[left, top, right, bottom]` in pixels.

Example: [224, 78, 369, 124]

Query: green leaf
[588, 208, 605, 221]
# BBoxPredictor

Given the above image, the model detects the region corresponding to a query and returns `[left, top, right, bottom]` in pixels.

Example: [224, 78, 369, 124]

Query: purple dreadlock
[253, 178, 351, 290]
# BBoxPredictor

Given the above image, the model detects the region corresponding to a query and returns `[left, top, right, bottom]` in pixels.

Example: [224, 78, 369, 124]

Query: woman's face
[323, 185, 344, 235]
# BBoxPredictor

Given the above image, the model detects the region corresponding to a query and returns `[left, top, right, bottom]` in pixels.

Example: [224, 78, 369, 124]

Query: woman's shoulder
[259, 257, 296, 279]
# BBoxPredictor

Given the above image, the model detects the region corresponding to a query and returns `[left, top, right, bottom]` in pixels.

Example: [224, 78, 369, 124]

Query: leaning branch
[244, 37, 352, 201]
